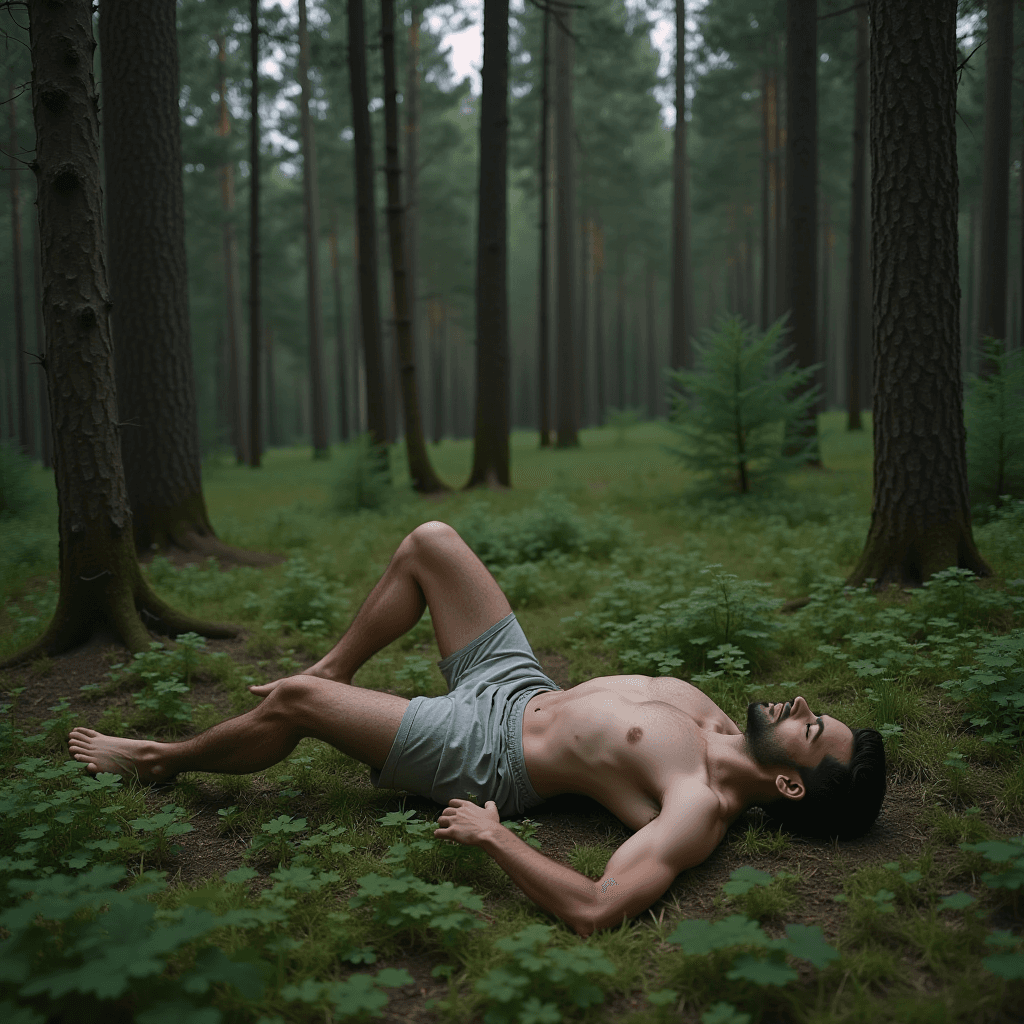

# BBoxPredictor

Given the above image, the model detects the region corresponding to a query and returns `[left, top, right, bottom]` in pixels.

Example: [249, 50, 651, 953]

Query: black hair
[761, 728, 887, 841]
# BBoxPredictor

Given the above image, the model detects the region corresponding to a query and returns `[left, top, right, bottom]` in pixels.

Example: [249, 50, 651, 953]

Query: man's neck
[704, 731, 786, 814]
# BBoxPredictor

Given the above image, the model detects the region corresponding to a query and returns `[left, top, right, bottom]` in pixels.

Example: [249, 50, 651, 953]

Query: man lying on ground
[69, 521, 886, 938]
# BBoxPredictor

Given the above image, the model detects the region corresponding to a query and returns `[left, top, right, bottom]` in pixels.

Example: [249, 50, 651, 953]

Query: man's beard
[745, 702, 799, 769]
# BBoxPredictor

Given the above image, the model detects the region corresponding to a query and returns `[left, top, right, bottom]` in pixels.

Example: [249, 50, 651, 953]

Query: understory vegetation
[1, 419, 1023, 1022]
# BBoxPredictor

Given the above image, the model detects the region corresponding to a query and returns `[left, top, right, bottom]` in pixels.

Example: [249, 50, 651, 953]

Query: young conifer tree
[666, 314, 818, 494]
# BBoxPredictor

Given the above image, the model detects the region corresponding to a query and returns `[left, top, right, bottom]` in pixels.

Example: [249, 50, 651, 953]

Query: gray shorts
[369, 613, 562, 819]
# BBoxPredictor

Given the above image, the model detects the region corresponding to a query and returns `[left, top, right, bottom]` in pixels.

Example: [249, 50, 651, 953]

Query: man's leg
[69, 521, 510, 781]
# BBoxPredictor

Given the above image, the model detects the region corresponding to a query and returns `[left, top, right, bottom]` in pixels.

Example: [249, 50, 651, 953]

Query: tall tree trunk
[848, 0, 989, 588]
[646, 265, 658, 419]
[554, 7, 577, 448]
[773, 47, 786, 325]
[616, 248, 627, 408]
[406, 2, 422, 430]
[466, 0, 511, 486]
[593, 222, 606, 426]
[670, 0, 693, 370]
[760, 70, 774, 328]
[821, 205, 833, 405]
[248, 0, 263, 467]
[537, 5, 552, 446]
[977, 0, 1013, 371]
[580, 218, 590, 427]
[99, 0, 238, 557]
[216, 36, 247, 466]
[783, 0, 820, 463]
[265, 324, 278, 447]
[845, 1, 868, 431]
[7, 0, 236, 667]
[8, 77, 31, 457]
[329, 213, 350, 443]
[348, 0, 389, 451]
[429, 300, 445, 443]
[381, 0, 447, 492]
[297, 0, 329, 458]
[32, 210, 51, 468]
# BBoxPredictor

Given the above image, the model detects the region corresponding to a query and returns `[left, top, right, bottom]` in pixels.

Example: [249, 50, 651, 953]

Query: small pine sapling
[965, 337, 1024, 509]
[666, 315, 820, 493]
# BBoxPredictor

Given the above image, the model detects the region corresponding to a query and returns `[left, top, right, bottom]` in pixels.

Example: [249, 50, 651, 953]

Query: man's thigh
[405, 522, 512, 660]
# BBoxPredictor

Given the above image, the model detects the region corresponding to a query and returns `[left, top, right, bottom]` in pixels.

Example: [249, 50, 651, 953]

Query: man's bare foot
[67, 727, 172, 783]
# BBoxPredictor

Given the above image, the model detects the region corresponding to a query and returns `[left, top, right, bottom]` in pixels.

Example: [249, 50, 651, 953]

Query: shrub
[965, 337, 1024, 508]
[264, 556, 346, 634]
[666, 314, 820, 494]
[332, 433, 395, 514]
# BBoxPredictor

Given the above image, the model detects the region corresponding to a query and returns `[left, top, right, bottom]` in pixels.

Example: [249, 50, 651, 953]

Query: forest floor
[2, 417, 1023, 1023]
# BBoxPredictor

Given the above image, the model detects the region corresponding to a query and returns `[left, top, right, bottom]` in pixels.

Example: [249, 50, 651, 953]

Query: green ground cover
[1, 413, 1023, 1023]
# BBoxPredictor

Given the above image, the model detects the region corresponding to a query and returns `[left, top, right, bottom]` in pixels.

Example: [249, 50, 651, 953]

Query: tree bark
[537, 5, 552, 446]
[646, 265, 659, 419]
[32, 208, 51, 468]
[615, 247, 626, 408]
[670, 0, 693, 370]
[405, 1, 422, 432]
[265, 324, 278, 447]
[848, 0, 990, 589]
[783, 0, 820, 463]
[845, 1, 868, 431]
[8, 76, 31, 459]
[554, 7, 577, 448]
[99, 1, 243, 559]
[977, 0, 1013, 371]
[329, 213, 350, 444]
[381, 0, 447, 492]
[247, 0, 263, 467]
[8, 0, 236, 667]
[580, 218, 590, 426]
[216, 36, 247, 466]
[297, 0, 330, 458]
[593, 220, 606, 426]
[348, 0, 389, 451]
[465, 0, 511, 486]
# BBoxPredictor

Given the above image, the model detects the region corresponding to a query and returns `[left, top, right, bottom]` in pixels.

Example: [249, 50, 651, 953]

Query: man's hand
[434, 798, 501, 846]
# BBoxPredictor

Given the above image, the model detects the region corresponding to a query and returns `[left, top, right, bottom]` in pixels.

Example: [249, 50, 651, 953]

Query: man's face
[745, 697, 855, 770]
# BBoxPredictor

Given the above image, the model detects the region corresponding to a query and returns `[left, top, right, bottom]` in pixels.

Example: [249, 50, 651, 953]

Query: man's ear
[775, 774, 805, 801]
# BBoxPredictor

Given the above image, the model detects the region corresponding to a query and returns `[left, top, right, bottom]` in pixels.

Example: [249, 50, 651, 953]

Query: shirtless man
[69, 521, 886, 938]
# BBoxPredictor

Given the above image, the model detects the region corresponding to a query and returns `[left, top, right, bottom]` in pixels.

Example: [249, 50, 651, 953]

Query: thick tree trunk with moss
[847, 0, 990, 589]
[4, 0, 238, 668]
[381, 0, 447, 494]
[99, 2, 234, 557]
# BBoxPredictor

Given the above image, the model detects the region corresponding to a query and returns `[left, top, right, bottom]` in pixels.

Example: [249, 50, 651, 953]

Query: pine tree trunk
[9, 78, 31, 457]
[32, 213, 51, 468]
[773, 46, 787, 326]
[248, 0, 263, 467]
[466, 0, 511, 486]
[760, 70, 774, 328]
[783, 0, 820, 463]
[265, 324, 278, 447]
[537, 6, 552, 447]
[381, 0, 447, 492]
[297, 0, 329, 458]
[99, 1, 243, 558]
[616, 248, 627, 408]
[848, 0, 990, 589]
[579, 218, 590, 427]
[348, 0, 389, 451]
[845, 2, 868, 431]
[554, 8, 577, 448]
[406, 2, 422, 432]
[7, 0, 237, 667]
[594, 222, 606, 425]
[977, 0, 1013, 371]
[216, 37, 247, 466]
[670, 0, 693, 370]
[329, 214, 350, 443]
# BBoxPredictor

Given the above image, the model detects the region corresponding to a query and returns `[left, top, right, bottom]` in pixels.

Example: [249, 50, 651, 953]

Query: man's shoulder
[659, 776, 733, 830]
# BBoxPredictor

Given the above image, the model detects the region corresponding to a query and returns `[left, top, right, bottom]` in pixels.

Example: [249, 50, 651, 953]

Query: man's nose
[792, 696, 812, 718]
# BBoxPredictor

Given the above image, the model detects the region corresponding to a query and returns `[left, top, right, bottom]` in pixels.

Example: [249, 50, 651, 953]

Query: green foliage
[473, 923, 616, 1024]
[940, 630, 1024, 746]
[666, 315, 820, 494]
[279, 968, 415, 1019]
[332, 434, 396, 515]
[259, 555, 347, 636]
[596, 566, 781, 677]
[965, 337, 1024, 507]
[0, 864, 265, 1023]
[452, 492, 631, 569]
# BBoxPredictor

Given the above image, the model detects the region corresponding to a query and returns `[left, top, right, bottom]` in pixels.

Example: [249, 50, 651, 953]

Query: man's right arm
[580, 786, 726, 937]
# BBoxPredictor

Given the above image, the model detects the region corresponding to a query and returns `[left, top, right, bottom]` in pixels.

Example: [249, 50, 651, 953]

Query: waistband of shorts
[502, 685, 547, 814]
